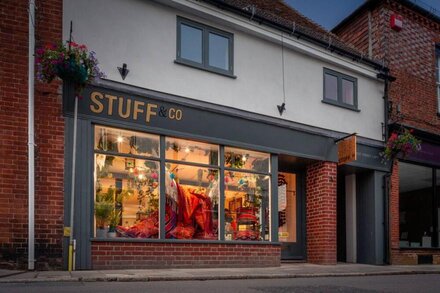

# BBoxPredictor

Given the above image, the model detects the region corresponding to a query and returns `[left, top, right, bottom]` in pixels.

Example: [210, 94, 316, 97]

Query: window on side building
[399, 162, 439, 248]
[435, 46, 440, 114]
[323, 68, 358, 111]
[176, 17, 234, 77]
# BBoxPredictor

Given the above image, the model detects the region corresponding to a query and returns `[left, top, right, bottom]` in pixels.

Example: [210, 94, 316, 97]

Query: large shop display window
[94, 125, 271, 241]
[399, 162, 439, 248]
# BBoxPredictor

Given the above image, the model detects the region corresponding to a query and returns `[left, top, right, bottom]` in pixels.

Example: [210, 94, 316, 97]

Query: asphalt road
[1, 274, 440, 293]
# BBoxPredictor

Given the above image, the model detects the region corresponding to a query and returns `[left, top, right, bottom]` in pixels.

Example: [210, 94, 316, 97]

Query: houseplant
[108, 210, 121, 238]
[94, 188, 114, 238]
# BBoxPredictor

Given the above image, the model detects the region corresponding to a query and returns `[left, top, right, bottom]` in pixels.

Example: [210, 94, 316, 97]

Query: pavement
[0, 263, 439, 283]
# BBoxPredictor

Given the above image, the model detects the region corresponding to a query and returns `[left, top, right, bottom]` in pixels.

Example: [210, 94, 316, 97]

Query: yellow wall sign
[338, 135, 357, 165]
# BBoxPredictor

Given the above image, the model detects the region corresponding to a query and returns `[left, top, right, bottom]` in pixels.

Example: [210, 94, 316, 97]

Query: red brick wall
[0, 0, 64, 269]
[306, 161, 337, 264]
[335, 1, 440, 134]
[92, 242, 281, 269]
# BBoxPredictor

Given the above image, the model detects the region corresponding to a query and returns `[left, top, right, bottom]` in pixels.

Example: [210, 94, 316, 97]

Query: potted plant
[94, 200, 113, 238]
[382, 128, 421, 162]
[94, 188, 114, 238]
[108, 210, 121, 238]
[36, 42, 105, 95]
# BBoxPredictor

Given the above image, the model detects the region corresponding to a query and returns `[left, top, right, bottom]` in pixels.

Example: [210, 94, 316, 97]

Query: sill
[174, 59, 237, 79]
[321, 99, 360, 112]
[399, 247, 440, 250]
[91, 237, 280, 245]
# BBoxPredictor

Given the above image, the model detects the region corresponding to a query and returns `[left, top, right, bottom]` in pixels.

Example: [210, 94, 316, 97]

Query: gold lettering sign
[88, 91, 183, 124]
[338, 135, 357, 165]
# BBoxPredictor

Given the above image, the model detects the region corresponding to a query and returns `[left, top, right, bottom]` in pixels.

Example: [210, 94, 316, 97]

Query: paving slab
[0, 264, 439, 283]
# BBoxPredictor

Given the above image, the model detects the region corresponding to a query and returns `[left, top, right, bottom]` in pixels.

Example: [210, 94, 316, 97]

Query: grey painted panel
[63, 117, 92, 270]
[356, 172, 376, 264]
[64, 85, 336, 162]
[356, 171, 385, 265]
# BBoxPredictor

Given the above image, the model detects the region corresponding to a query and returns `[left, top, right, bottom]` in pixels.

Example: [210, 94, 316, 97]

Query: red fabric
[168, 224, 195, 239]
[116, 215, 158, 238]
[234, 230, 260, 241]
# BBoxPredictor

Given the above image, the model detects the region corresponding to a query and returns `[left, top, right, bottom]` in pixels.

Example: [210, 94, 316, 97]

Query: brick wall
[0, 0, 64, 269]
[335, 1, 440, 135]
[91, 242, 281, 269]
[306, 161, 337, 264]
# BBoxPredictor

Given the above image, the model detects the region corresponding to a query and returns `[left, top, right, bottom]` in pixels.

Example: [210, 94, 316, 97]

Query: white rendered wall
[63, 0, 385, 141]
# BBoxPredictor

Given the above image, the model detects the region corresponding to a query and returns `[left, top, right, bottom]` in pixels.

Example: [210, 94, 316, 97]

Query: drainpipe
[377, 70, 396, 264]
[28, 0, 36, 271]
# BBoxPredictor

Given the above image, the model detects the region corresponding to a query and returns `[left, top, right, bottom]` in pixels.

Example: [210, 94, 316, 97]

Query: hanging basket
[36, 42, 105, 95]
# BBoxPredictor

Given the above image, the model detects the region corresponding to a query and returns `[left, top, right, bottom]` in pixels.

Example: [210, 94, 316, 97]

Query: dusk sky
[285, 0, 440, 30]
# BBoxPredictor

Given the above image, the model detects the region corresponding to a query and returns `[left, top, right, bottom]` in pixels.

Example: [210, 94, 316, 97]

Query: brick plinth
[91, 242, 281, 269]
[306, 161, 337, 264]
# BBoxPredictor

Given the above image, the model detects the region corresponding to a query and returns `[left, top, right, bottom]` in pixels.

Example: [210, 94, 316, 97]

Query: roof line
[332, 0, 440, 33]
[200, 0, 388, 72]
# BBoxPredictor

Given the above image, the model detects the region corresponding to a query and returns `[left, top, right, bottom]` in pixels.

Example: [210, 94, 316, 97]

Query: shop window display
[94, 125, 271, 241]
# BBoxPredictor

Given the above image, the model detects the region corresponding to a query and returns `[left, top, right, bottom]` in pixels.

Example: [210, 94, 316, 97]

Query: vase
[107, 231, 117, 238]
[96, 228, 107, 238]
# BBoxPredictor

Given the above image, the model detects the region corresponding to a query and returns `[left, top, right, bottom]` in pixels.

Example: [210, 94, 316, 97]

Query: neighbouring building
[334, 0, 440, 265]
[1, 0, 390, 270]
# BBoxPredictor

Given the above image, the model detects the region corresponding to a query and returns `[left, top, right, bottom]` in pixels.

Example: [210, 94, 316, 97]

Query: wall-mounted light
[118, 63, 129, 80]
[277, 103, 286, 116]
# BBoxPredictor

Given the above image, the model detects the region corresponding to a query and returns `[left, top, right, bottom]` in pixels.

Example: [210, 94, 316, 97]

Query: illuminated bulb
[184, 147, 190, 153]
[138, 174, 144, 180]
[242, 155, 247, 162]
[117, 136, 123, 143]
[129, 168, 133, 173]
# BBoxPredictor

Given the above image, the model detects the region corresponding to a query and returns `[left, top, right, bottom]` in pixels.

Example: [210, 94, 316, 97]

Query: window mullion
[203, 28, 209, 67]
[219, 145, 225, 241]
[159, 135, 166, 239]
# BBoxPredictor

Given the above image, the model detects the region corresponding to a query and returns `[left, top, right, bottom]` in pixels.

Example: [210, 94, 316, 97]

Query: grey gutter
[200, 0, 389, 72]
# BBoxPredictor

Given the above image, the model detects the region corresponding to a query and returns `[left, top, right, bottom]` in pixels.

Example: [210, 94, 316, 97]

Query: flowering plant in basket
[382, 128, 421, 161]
[36, 42, 105, 94]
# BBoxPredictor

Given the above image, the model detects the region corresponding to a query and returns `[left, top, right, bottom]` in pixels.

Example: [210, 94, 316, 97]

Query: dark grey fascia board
[198, 0, 388, 72]
[93, 78, 385, 148]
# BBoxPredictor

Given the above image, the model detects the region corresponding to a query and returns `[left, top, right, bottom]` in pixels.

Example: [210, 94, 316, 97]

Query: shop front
[62, 80, 386, 269]
[390, 126, 440, 265]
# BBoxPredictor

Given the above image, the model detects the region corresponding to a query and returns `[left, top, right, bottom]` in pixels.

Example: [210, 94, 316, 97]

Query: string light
[117, 136, 123, 143]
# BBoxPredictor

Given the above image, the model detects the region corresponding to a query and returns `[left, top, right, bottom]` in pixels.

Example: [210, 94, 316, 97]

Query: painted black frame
[322, 68, 359, 112]
[92, 123, 274, 243]
[435, 45, 440, 115]
[176, 16, 235, 78]
[398, 160, 439, 249]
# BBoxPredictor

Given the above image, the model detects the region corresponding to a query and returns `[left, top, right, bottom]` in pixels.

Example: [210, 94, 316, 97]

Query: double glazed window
[176, 17, 234, 76]
[436, 46, 440, 114]
[323, 68, 358, 110]
[399, 162, 440, 248]
[94, 125, 271, 241]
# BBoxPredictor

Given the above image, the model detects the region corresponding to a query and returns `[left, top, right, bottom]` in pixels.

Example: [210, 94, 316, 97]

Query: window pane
[324, 73, 338, 101]
[165, 137, 219, 165]
[399, 162, 433, 248]
[94, 155, 160, 238]
[95, 125, 159, 157]
[209, 33, 229, 70]
[342, 79, 354, 105]
[180, 23, 202, 63]
[165, 164, 219, 240]
[224, 171, 271, 241]
[224, 147, 270, 173]
[437, 170, 440, 248]
[278, 173, 296, 243]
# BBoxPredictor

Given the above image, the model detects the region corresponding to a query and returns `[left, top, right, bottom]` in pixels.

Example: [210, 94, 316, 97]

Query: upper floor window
[322, 68, 358, 111]
[436, 46, 440, 114]
[176, 17, 234, 77]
